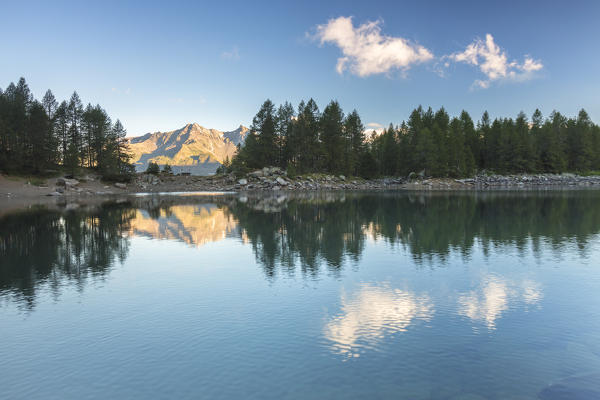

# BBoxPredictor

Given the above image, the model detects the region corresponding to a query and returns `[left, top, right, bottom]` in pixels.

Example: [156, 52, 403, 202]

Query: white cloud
[447, 34, 543, 88]
[313, 16, 434, 77]
[221, 46, 240, 61]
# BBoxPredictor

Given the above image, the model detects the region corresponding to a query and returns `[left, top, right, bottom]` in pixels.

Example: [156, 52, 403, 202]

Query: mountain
[128, 123, 248, 175]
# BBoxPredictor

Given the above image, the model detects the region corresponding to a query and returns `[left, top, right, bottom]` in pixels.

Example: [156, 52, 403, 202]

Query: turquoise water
[1, 191, 600, 399]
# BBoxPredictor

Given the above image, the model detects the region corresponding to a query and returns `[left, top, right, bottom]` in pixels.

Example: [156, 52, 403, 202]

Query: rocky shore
[134, 167, 600, 192]
[3, 168, 600, 206]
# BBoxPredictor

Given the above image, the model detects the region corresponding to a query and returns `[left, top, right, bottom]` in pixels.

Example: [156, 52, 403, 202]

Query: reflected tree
[226, 191, 600, 277]
[0, 203, 135, 309]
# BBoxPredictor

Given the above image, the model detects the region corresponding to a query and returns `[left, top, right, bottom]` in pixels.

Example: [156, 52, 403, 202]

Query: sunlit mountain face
[128, 123, 248, 175]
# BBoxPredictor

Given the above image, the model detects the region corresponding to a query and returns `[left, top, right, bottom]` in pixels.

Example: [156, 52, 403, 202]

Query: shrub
[146, 162, 160, 175]
[162, 164, 173, 175]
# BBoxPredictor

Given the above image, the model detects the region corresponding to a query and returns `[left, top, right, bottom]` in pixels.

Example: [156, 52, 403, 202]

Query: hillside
[128, 123, 248, 175]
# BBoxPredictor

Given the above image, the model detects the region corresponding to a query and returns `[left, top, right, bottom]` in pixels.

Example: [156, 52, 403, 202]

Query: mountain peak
[128, 123, 248, 175]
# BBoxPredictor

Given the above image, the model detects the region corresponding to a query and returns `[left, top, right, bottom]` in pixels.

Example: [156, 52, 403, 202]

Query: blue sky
[2, 0, 599, 136]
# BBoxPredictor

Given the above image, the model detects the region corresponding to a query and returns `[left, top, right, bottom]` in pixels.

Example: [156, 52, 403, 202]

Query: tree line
[0, 77, 134, 180]
[227, 99, 600, 178]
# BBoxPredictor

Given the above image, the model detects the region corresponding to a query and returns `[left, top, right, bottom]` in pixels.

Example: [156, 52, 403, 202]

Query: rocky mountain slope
[128, 123, 248, 175]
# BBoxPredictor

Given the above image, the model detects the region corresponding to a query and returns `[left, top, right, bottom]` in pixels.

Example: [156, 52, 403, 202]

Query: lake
[1, 191, 600, 399]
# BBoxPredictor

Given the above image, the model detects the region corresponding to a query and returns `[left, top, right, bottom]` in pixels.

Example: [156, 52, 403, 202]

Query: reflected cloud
[129, 204, 238, 247]
[458, 276, 543, 330]
[521, 279, 543, 304]
[324, 284, 433, 356]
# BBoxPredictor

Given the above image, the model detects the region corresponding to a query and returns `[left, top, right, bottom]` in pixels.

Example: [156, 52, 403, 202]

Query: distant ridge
[128, 123, 248, 175]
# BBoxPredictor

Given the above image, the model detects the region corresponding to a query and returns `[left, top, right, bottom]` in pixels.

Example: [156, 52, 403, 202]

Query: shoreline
[2, 171, 600, 212]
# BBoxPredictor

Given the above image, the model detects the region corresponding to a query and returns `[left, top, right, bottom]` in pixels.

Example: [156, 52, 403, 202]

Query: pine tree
[344, 109, 365, 176]
[67, 92, 83, 166]
[320, 100, 345, 173]
[27, 101, 50, 172]
[251, 100, 278, 167]
[294, 99, 321, 173]
[41, 90, 59, 167]
[0, 78, 133, 179]
[276, 101, 294, 169]
[461, 111, 479, 170]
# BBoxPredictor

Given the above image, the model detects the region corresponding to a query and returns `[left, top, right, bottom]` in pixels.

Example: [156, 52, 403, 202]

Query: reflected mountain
[130, 204, 238, 246]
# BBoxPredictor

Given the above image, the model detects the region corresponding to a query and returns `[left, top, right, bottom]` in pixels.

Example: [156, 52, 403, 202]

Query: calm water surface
[1, 191, 600, 399]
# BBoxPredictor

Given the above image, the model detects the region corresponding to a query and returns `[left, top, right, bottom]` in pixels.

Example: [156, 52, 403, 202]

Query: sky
[2, 0, 600, 136]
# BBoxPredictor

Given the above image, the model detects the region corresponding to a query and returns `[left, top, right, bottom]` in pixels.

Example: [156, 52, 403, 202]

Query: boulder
[114, 183, 127, 189]
[339, 175, 346, 181]
[276, 177, 288, 186]
[46, 191, 63, 196]
[56, 178, 79, 188]
[238, 178, 248, 185]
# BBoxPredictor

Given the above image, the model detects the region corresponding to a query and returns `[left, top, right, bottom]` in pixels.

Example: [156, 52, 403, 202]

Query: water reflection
[130, 204, 238, 246]
[2, 192, 599, 400]
[230, 191, 600, 276]
[0, 203, 134, 309]
[457, 276, 543, 330]
[324, 284, 433, 356]
[1, 191, 599, 308]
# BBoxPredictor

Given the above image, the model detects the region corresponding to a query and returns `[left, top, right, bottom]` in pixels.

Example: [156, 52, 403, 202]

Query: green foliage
[216, 156, 231, 175]
[0, 77, 135, 181]
[146, 162, 160, 175]
[162, 163, 173, 175]
[230, 99, 600, 178]
[286, 164, 298, 179]
[320, 100, 345, 173]
[358, 150, 378, 179]
[236, 100, 278, 170]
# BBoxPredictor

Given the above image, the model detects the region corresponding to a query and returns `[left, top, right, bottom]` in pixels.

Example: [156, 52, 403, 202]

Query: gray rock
[339, 175, 346, 181]
[64, 178, 79, 187]
[276, 177, 288, 186]
[46, 191, 63, 196]
[238, 178, 248, 185]
[114, 183, 127, 189]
